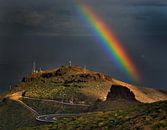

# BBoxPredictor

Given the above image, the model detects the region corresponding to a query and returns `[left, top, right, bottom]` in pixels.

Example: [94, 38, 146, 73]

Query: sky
[0, 0, 167, 92]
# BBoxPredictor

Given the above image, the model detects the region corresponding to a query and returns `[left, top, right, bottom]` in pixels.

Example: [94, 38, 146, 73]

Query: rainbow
[76, 1, 140, 81]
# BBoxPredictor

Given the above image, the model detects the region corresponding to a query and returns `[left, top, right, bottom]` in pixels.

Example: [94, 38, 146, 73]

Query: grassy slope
[22, 98, 89, 115]
[9, 65, 167, 104]
[0, 65, 167, 130]
[19, 101, 167, 130]
[11, 66, 112, 104]
[0, 100, 37, 130]
[113, 79, 167, 103]
[14, 80, 110, 104]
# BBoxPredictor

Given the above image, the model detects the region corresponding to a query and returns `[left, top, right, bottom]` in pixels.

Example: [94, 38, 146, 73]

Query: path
[17, 100, 39, 116]
[6, 91, 39, 116]
[36, 113, 94, 123]
[23, 96, 90, 107]
[6, 91, 91, 123]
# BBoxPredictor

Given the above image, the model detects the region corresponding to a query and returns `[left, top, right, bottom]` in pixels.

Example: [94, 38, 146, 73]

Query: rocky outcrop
[106, 85, 137, 101]
[21, 66, 112, 83]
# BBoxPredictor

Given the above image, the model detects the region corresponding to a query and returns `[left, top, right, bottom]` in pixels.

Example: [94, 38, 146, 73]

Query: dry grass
[112, 79, 167, 103]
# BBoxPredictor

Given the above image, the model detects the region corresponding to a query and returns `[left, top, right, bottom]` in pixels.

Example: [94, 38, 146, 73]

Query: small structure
[32, 62, 43, 74]
[32, 62, 36, 73]
[69, 60, 72, 66]
[84, 65, 87, 74]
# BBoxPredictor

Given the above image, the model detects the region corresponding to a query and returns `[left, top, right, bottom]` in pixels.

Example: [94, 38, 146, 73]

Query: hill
[19, 101, 167, 130]
[0, 100, 37, 129]
[0, 65, 167, 130]
[9, 65, 167, 103]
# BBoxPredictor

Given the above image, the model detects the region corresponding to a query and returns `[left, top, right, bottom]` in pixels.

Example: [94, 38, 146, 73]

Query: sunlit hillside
[9, 65, 167, 104]
[0, 65, 167, 130]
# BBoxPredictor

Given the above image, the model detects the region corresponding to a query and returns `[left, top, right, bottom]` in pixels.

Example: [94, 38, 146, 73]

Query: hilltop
[0, 65, 167, 130]
[9, 65, 167, 103]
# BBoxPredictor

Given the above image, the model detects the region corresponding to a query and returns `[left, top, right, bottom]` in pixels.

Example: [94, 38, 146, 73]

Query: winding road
[36, 113, 87, 123]
[23, 96, 90, 107]
[7, 92, 91, 123]
[17, 100, 39, 116]
[36, 113, 95, 123]
[23, 96, 91, 122]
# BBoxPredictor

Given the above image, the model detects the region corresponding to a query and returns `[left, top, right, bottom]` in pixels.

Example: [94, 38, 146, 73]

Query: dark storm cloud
[0, 0, 167, 36]
[0, 0, 85, 36]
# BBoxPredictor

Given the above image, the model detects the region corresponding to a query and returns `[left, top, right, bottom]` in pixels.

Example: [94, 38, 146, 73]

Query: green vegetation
[0, 100, 36, 130]
[19, 101, 167, 130]
[152, 122, 167, 130]
[15, 80, 109, 104]
[12, 66, 111, 103]
[0, 66, 167, 130]
[22, 98, 89, 115]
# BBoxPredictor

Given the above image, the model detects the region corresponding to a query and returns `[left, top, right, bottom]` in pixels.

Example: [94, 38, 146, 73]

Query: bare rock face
[106, 85, 137, 101]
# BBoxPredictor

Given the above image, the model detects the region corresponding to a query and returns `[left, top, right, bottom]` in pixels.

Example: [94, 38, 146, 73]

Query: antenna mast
[69, 60, 72, 66]
[84, 65, 87, 73]
[32, 62, 36, 73]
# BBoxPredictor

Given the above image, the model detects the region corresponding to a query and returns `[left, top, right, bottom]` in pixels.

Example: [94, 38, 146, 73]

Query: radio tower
[69, 60, 72, 66]
[84, 65, 87, 74]
[32, 62, 36, 73]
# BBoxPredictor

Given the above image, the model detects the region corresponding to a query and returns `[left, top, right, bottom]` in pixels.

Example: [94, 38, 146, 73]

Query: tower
[32, 62, 36, 73]
[9, 85, 12, 90]
[69, 60, 72, 66]
[84, 65, 87, 74]
[39, 67, 42, 73]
